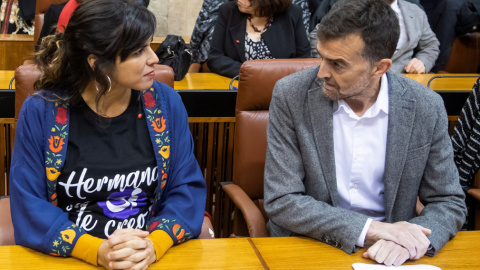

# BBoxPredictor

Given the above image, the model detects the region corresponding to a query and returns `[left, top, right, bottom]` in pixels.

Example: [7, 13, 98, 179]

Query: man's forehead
[317, 33, 365, 60]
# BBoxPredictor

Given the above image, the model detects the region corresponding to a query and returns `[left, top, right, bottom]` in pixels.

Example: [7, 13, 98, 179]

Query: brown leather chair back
[35, 0, 67, 45]
[14, 64, 175, 120]
[442, 32, 480, 73]
[0, 197, 15, 245]
[232, 59, 320, 236]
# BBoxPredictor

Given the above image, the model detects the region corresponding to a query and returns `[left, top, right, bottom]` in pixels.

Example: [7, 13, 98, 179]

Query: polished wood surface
[404, 73, 479, 90]
[3, 70, 476, 91]
[0, 35, 190, 71]
[0, 70, 15, 89]
[0, 35, 34, 70]
[174, 73, 237, 90]
[0, 238, 264, 270]
[252, 231, 480, 269]
[0, 232, 478, 269]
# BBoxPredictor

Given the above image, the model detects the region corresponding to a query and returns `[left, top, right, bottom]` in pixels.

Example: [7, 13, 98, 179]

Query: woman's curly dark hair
[34, 0, 156, 106]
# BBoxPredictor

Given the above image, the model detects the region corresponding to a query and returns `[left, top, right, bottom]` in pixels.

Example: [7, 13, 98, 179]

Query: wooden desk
[0, 238, 264, 270]
[0, 35, 190, 71]
[404, 73, 479, 90]
[252, 231, 480, 269]
[0, 232, 478, 269]
[0, 70, 14, 89]
[0, 34, 34, 70]
[174, 73, 237, 90]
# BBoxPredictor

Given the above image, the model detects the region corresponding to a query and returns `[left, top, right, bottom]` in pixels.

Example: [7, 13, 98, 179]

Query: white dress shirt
[333, 74, 389, 247]
[391, 0, 408, 53]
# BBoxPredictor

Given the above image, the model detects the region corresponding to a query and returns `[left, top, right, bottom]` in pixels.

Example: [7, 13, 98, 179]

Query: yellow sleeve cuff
[147, 230, 174, 261]
[71, 234, 104, 266]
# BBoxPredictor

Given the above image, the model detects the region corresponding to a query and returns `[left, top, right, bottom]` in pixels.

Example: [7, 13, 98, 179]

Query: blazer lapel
[307, 78, 338, 205]
[262, 15, 289, 58]
[229, 18, 247, 63]
[383, 73, 416, 221]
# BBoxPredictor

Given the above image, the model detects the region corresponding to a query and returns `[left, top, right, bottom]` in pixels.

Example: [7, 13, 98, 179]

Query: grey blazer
[308, 0, 440, 73]
[390, 0, 440, 73]
[264, 66, 467, 255]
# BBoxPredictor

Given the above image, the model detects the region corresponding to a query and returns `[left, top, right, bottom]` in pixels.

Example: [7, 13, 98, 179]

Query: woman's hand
[97, 228, 156, 270]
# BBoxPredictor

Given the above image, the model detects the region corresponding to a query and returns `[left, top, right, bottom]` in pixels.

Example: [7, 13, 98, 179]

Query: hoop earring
[95, 75, 112, 93]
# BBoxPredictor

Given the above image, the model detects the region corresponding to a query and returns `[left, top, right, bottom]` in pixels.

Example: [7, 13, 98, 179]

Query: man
[309, 0, 439, 74]
[264, 0, 466, 267]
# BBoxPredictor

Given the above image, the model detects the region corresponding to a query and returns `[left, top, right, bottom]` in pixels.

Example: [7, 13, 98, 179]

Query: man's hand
[363, 239, 410, 266]
[404, 58, 426, 74]
[98, 228, 156, 270]
[366, 221, 431, 260]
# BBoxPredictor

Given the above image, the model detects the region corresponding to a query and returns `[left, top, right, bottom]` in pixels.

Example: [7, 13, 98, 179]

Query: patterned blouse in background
[244, 32, 274, 61]
[189, 0, 311, 64]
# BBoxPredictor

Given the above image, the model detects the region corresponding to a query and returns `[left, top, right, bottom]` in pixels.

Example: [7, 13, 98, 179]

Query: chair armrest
[221, 183, 268, 238]
[468, 188, 480, 202]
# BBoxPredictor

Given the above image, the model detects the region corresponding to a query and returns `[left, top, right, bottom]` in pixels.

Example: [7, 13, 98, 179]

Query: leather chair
[442, 32, 480, 73]
[0, 197, 15, 245]
[222, 59, 320, 237]
[14, 63, 175, 120]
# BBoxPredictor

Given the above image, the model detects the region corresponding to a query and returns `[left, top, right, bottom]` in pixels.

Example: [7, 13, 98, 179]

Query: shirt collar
[333, 74, 389, 118]
[391, 0, 400, 14]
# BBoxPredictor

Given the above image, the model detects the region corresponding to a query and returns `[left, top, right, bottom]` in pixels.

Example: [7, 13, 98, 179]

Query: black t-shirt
[57, 90, 158, 239]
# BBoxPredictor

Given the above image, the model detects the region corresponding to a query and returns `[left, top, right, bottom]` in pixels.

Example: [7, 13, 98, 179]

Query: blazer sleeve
[146, 84, 207, 244]
[10, 96, 87, 257]
[207, 4, 242, 78]
[407, 94, 467, 255]
[264, 78, 369, 254]
[411, 9, 440, 73]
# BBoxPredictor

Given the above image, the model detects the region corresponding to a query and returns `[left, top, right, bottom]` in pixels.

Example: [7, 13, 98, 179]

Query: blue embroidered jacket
[10, 81, 206, 256]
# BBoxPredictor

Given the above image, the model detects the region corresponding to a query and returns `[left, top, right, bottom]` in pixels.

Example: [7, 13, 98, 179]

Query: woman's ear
[87, 54, 97, 70]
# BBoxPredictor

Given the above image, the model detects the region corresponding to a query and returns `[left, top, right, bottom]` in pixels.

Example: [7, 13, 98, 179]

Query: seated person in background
[36, 0, 149, 51]
[264, 0, 466, 266]
[428, 0, 480, 72]
[309, 0, 439, 74]
[308, 0, 422, 32]
[190, 0, 311, 73]
[207, 0, 311, 78]
[10, 0, 206, 268]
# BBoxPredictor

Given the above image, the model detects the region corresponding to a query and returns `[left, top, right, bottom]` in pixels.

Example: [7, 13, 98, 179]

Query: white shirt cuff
[356, 218, 373, 247]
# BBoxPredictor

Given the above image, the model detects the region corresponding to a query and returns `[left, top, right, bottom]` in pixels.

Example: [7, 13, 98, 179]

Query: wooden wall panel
[0, 35, 34, 70]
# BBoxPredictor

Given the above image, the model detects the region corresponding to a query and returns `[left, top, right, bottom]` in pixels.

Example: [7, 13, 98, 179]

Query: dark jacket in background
[207, 2, 311, 78]
[429, 0, 480, 72]
[36, 2, 67, 51]
[18, 0, 36, 20]
[191, 0, 311, 64]
[309, 0, 423, 32]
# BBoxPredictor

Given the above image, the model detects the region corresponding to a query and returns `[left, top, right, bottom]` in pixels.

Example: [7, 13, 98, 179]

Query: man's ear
[87, 54, 98, 70]
[372, 58, 392, 77]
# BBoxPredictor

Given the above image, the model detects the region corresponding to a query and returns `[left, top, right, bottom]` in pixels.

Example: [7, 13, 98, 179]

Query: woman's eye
[135, 48, 144, 55]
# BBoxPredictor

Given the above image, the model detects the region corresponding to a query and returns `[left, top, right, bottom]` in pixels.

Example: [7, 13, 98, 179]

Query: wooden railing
[0, 119, 14, 196]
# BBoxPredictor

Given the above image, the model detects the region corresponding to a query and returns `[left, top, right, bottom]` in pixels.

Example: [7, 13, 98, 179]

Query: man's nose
[317, 60, 331, 79]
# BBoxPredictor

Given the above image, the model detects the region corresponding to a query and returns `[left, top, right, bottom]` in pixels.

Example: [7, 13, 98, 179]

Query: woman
[207, 0, 311, 78]
[189, 0, 310, 72]
[10, 0, 206, 269]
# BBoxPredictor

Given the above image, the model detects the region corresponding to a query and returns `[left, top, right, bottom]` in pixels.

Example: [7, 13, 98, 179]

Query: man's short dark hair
[248, 0, 292, 18]
[318, 0, 399, 64]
